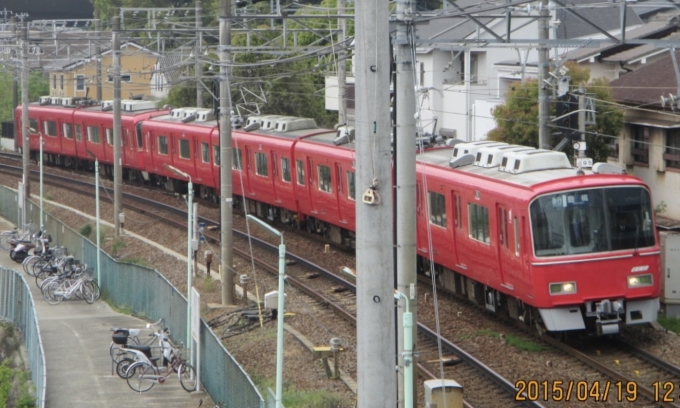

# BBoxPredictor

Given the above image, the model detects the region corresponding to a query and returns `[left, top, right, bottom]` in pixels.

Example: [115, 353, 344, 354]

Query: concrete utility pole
[395, 0, 417, 406]
[112, 16, 123, 237]
[337, 0, 347, 125]
[195, 1, 203, 108]
[20, 23, 30, 199]
[355, 0, 396, 406]
[219, 0, 234, 305]
[578, 83, 586, 159]
[11, 17, 18, 141]
[537, 0, 551, 149]
[95, 10, 102, 101]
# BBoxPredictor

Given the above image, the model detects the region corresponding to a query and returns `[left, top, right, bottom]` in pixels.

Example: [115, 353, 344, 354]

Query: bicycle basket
[112, 330, 129, 345]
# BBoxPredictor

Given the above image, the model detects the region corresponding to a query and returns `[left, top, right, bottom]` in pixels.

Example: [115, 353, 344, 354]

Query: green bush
[79, 224, 93, 238]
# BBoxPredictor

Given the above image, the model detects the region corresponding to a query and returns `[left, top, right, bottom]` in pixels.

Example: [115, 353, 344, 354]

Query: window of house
[469, 203, 490, 243]
[232, 148, 242, 170]
[201, 142, 209, 163]
[213, 145, 220, 165]
[429, 191, 447, 227]
[158, 135, 168, 155]
[75, 124, 82, 141]
[76, 75, 85, 91]
[60, 75, 64, 90]
[631, 125, 649, 164]
[347, 171, 356, 200]
[318, 165, 331, 192]
[87, 126, 100, 143]
[107, 74, 131, 82]
[179, 139, 190, 159]
[105, 128, 113, 145]
[44, 121, 57, 137]
[665, 129, 680, 169]
[255, 152, 268, 176]
[53, 75, 57, 89]
[281, 158, 291, 182]
[63, 123, 73, 139]
[296, 160, 305, 186]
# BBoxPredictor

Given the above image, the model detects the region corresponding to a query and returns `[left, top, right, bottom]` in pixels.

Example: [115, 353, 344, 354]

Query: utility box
[264, 291, 287, 311]
[424, 379, 463, 408]
[660, 232, 680, 317]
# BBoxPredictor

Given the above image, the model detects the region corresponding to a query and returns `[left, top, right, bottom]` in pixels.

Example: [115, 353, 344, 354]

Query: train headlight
[549, 281, 577, 295]
[627, 274, 653, 288]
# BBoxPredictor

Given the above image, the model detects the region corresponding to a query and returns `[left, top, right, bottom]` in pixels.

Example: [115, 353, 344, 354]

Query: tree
[0, 72, 48, 137]
[487, 62, 623, 163]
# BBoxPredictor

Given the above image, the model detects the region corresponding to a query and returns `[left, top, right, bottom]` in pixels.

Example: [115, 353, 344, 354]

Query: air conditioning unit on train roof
[101, 100, 113, 110]
[170, 108, 187, 119]
[61, 97, 78, 106]
[195, 109, 215, 122]
[246, 115, 262, 128]
[49, 97, 61, 105]
[260, 115, 286, 130]
[274, 117, 317, 132]
[451, 141, 507, 161]
[121, 100, 156, 112]
[39, 96, 50, 105]
[499, 150, 572, 174]
[474, 145, 535, 168]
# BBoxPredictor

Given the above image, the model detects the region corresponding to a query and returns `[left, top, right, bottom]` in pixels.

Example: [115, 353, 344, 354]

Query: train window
[255, 152, 268, 176]
[347, 171, 356, 201]
[428, 192, 446, 228]
[318, 165, 332, 193]
[158, 136, 168, 155]
[44, 121, 57, 137]
[75, 125, 82, 141]
[232, 148, 242, 170]
[296, 160, 305, 186]
[29, 119, 38, 132]
[87, 126, 100, 143]
[105, 128, 113, 145]
[201, 143, 209, 163]
[179, 139, 190, 159]
[281, 158, 291, 182]
[468, 203, 490, 244]
[136, 123, 143, 149]
[213, 145, 220, 165]
[63, 123, 73, 140]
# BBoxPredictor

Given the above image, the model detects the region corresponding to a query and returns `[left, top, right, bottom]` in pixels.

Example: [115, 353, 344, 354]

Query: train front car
[530, 179, 660, 336]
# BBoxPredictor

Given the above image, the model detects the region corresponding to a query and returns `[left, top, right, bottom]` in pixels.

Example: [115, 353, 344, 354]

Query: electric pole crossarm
[551, 0, 620, 43]
[446, 1, 505, 42]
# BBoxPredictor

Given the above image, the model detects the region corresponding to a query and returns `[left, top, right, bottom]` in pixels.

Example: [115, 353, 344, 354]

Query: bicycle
[110, 318, 165, 364]
[41, 265, 99, 305]
[0, 223, 33, 251]
[125, 327, 197, 393]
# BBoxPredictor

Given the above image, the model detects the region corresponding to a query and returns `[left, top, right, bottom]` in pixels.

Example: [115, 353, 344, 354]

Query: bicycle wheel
[81, 282, 96, 304]
[42, 281, 63, 305]
[126, 362, 156, 392]
[0, 232, 16, 251]
[86, 279, 101, 301]
[116, 357, 137, 379]
[178, 363, 197, 392]
[23, 256, 39, 275]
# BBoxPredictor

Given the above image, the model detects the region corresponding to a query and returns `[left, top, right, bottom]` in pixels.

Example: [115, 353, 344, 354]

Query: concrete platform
[0, 217, 205, 408]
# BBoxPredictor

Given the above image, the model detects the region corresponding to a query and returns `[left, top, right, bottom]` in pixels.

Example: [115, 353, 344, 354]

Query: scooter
[9, 232, 50, 264]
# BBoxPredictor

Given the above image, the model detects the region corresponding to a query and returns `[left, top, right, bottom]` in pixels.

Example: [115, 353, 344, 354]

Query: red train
[17, 99, 661, 336]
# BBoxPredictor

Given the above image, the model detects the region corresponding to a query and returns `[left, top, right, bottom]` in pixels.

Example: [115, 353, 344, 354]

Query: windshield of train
[530, 186, 655, 257]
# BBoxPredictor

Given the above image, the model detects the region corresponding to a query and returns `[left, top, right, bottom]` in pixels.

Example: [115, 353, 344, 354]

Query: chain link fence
[0, 185, 264, 408]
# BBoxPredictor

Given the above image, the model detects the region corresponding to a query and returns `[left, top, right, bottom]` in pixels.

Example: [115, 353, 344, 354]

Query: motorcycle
[9, 231, 50, 264]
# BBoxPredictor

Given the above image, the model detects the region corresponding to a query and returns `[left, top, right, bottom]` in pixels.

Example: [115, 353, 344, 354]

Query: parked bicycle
[124, 325, 197, 393]
[109, 318, 165, 364]
[41, 264, 99, 305]
[0, 222, 33, 251]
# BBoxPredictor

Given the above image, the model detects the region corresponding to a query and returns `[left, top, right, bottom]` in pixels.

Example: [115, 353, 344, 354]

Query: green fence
[0, 185, 264, 408]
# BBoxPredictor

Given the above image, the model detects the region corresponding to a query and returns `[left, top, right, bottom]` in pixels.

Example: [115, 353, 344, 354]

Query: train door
[335, 163, 346, 223]
[451, 191, 463, 268]
[496, 205, 513, 288]
[271, 151, 281, 204]
[195, 139, 211, 193]
[307, 157, 318, 215]
[122, 128, 135, 168]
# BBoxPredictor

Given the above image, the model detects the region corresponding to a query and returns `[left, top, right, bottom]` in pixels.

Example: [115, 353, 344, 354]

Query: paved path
[0, 218, 206, 408]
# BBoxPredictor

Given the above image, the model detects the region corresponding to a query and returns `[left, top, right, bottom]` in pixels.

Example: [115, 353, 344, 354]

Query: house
[609, 50, 680, 221]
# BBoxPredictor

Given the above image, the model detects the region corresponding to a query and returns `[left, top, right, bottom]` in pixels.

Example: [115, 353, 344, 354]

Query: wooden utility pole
[112, 16, 123, 237]
[355, 0, 396, 406]
[219, 0, 234, 305]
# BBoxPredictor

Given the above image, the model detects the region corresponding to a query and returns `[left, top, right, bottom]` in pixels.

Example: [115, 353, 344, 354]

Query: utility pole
[11, 17, 18, 142]
[95, 10, 102, 101]
[337, 0, 347, 125]
[196, 1, 203, 108]
[578, 83, 586, 159]
[395, 0, 417, 406]
[112, 16, 123, 237]
[219, 0, 234, 305]
[355, 0, 396, 407]
[21, 23, 30, 199]
[538, 0, 551, 149]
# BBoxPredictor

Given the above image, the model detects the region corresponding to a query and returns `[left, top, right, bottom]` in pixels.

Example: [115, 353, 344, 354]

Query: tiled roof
[610, 49, 680, 105]
[555, 0, 643, 39]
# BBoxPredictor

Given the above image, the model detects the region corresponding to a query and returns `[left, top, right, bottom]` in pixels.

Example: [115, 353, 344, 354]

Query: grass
[201, 275, 218, 292]
[119, 257, 150, 268]
[111, 238, 126, 256]
[252, 376, 349, 408]
[79, 224, 92, 238]
[658, 315, 680, 334]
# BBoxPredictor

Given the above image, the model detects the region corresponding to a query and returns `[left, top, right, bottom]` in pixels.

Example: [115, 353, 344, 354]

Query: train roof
[25, 100, 163, 117]
[416, 142, 644, 193]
